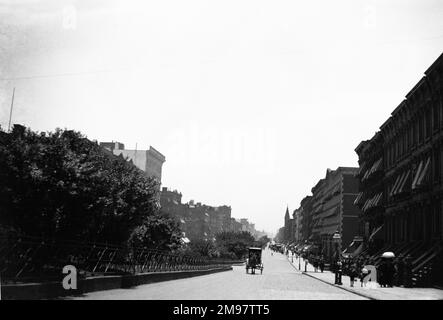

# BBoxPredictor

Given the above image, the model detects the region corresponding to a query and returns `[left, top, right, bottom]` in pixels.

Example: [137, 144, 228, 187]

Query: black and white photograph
[1, 0, 443, 309]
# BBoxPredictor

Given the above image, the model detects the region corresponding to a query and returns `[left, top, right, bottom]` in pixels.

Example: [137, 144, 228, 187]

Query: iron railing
[0, 235, 243, 284]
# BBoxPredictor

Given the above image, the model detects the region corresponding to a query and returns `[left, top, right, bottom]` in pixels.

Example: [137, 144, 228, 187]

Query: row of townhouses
[278, 52, 443, 287]
[278, 167, 361, 261]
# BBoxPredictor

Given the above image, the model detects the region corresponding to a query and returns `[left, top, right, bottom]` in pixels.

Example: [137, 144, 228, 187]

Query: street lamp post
[332, 230, 342, 285]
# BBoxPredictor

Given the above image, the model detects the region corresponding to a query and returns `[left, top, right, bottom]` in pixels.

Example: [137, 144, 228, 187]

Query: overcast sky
[1, 0, 443, 235]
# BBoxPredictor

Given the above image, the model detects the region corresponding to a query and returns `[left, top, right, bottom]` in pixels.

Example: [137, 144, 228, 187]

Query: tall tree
[0, 125, 176, 249]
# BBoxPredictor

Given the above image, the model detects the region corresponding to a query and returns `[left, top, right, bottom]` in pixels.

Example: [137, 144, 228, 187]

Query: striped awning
[368, 224, 384, 242]
[363, 158, 383, 180]
[363, 192, 383, 212]
[354, 192, 364, 206]
[389, 173, 403, 197]
[356, 162, 367, 176]
[412, 160, 424, 190]
[414, 157, 431, 189]
[396, 170, 411, 195]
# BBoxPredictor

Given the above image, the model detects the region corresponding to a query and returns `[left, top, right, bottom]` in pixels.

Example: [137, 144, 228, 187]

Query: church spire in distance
[285, 205, 289, 222]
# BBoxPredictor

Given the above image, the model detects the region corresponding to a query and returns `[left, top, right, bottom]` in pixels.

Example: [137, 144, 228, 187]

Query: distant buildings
[278, 167, 362, 261]
[310, 167, 361, 259]
[160, 187, 263, 241]
[100, 142, 165, 182]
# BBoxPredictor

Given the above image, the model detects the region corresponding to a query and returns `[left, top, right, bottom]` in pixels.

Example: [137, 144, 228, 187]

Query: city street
[69, 248, 367, 300]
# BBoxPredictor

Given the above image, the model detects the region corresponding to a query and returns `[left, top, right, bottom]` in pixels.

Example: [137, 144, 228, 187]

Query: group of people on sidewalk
[338, 254, 414, 288]
[292, 250, 414, 288]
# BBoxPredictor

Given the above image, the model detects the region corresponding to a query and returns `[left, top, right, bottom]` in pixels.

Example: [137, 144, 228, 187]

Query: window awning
[415, 157, 431, 189]
[373, 192, 383, 207]
[363, 158, 383, 180]
[389, 173, 402, 197]
[396, 170, 411, 195]
[371, 158, 383, 175]
[332, 183, 341, 195]
[362, 199, 371, 212]
[363, 193, 383, 212]
[395, 171, 407, 195]
[356, 162, 366, 176]
[412, 160, 424, 190]
[354, 192, 364, 206]
[314, 205, 323, 214]
[368, 224, 384, 242]
[362, 169, 370, 180]
[343, 241, 363, 257]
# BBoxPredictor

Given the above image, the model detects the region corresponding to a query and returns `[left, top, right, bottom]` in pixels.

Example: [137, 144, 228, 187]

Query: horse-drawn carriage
[246, 247, 263, 274]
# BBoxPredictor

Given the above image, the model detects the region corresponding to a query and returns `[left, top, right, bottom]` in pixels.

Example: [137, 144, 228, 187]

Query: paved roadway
[70, 248, 367, 300]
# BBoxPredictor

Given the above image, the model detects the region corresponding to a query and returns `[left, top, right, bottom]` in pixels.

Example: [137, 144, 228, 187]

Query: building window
[405, 130, 409, 152]
[433, 105, 439, 132]
[426, 108, 431, 138]
[434, 148, 440, 184]
[414, 119, 419, 145]
[419, 115, 424, 144]
[411, 122, 417, 146]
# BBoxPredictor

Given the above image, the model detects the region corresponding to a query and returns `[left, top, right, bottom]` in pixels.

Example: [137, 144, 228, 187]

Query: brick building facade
[354, 52, 443, 286]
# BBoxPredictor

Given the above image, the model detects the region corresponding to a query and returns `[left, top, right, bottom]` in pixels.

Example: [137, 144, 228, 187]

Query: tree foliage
[127, 213, 183, 251]
[0, 125, 178, 248]
[215, 231, 256, 259]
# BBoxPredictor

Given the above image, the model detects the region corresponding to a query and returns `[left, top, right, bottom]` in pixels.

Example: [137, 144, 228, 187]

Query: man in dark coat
[349, 263, 358, 287]
[378, 259, 388, 287]
[395, 256, 405, 287]
[319, 256, 325, 273]
[385, 259, 395, 287]
[334, 260, 343, 285]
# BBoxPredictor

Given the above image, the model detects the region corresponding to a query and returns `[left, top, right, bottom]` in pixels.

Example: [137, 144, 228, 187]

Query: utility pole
[7, 87, 15, 132]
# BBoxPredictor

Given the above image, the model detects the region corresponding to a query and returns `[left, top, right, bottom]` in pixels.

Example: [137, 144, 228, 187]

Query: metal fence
[0, 235, 243, 284]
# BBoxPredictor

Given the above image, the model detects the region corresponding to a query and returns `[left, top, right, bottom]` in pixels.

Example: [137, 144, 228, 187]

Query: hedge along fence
[0, 235, 244, 284]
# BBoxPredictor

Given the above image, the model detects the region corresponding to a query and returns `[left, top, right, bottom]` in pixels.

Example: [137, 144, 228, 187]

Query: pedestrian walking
[349, 263, 358, 287]
[360, 267, 369, 287]
[319, 256, 325, 273]
[385, 259, 395, 287]
[334, 260, 343, 285]
[378, 259, 387, 287]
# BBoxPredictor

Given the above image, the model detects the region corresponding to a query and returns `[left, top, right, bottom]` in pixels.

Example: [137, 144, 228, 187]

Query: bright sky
[1, 0, 443, 235]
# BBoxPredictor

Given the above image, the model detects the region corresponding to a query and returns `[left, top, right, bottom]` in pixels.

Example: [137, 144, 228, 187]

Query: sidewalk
[286, 252, 443, 300]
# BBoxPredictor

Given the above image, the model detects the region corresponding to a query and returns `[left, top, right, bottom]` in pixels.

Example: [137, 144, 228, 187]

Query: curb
[301, 271, 377, 300]
[286, 257, 376, 300]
